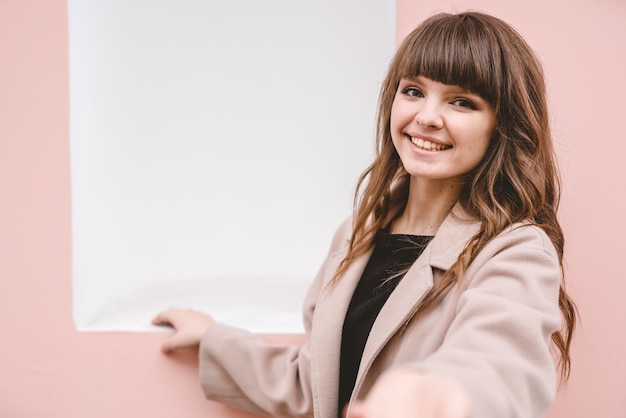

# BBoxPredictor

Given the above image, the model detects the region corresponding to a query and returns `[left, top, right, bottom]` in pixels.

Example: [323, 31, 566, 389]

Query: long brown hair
[333, 12, 576, 381]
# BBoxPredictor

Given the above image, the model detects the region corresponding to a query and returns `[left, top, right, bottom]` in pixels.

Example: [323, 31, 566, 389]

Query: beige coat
[198, 207, 562, 418]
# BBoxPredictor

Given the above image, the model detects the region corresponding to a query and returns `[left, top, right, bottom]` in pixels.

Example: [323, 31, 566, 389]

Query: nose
[414, 100, 443, 129]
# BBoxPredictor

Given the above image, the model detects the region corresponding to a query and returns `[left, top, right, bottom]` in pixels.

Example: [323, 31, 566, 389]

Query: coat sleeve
[409, 224, 563, 418]
[197, 218, 352, 417]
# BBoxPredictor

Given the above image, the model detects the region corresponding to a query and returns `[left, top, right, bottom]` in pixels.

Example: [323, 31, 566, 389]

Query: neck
[390, 178, 461, 236]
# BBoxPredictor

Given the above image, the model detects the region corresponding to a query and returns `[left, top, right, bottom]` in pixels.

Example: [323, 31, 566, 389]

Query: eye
[451, 98, 476, 109]
[401, 86, 424, 98]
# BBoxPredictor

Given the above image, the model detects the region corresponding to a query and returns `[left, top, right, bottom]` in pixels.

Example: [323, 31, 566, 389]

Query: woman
[153, 11, 576, 418]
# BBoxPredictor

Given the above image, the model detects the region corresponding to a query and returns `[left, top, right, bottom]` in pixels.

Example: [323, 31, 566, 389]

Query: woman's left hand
[345, 369, 470, 418]
[152, 308, 215, 353]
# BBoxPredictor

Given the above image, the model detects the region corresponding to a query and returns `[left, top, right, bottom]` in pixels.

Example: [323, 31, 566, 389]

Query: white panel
[69, 0, 395, 332]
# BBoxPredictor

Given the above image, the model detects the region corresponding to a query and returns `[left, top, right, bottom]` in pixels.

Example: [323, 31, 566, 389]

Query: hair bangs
[397, 14, 501, 105]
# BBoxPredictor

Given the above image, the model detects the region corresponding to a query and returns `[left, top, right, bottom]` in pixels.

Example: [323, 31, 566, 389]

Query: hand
[152, 308, 215, 353]
[345, 369, 470, 418]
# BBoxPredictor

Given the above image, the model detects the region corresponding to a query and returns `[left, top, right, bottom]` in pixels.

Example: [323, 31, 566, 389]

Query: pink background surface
[1, 0, 624, 417]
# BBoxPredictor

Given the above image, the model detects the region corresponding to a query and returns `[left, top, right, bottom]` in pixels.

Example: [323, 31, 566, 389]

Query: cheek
[472, 119, 495, 151]
[390, 128, 403, 153]
[389, 98, 409, 133]
[470, 129, 494, 164]
[389, 104, 400, 132]
[458, 125, 493, 164]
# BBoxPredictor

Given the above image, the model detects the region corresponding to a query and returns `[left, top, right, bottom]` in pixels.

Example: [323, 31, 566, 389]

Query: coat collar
[354, 204, 480, 401]
[354, 204, 480, 402]
[346, 203, 480, 271]
[427, 205, 481, 271]
[310, 205, 480, 417]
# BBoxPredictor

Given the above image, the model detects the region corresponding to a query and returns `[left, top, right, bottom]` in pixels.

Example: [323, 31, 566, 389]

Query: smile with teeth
[410, 136, 451, 151]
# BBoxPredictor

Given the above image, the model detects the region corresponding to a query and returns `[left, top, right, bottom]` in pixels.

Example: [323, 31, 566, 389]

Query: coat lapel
[355, 207, 480, 394]
[310, 243, 373, 418]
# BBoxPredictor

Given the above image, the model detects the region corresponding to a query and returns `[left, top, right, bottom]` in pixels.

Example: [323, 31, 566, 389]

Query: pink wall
[0, 0, 624, 417]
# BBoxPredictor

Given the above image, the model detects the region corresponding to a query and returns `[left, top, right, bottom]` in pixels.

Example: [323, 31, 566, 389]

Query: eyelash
[401, 86, 423, 97]
[451, 98, 476, 110]
[401, 86, 477, 110]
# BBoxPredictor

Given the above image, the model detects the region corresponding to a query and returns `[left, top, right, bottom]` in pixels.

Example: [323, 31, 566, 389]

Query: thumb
[160, 336, 177, 354]
[160, 330, 202, 353]
[160, 333, 188, 354]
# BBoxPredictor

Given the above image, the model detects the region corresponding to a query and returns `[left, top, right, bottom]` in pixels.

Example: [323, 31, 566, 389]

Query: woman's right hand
[345, 369, 470, 418]
[152, 308, 215, 353]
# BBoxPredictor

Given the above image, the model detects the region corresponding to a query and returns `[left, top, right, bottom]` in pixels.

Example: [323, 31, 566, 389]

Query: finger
[152, 309, 177, 326]
[152, 310, 167, 324]
[161, 339, 176, 354]
[160, 334, 184, 354]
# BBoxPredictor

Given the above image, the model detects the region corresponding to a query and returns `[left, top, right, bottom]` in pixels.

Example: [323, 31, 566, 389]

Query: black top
[337, 229, 432, 417]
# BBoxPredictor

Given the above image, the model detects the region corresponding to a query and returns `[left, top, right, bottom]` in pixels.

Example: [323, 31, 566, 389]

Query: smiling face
[390, 76, 496, 188]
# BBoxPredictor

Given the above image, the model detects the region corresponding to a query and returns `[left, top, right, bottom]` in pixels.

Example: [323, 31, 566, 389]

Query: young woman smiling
[153, 11, 576, 418]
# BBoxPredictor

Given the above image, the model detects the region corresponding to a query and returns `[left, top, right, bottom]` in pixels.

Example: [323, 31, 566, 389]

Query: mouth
[409, 135, 452, 151]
